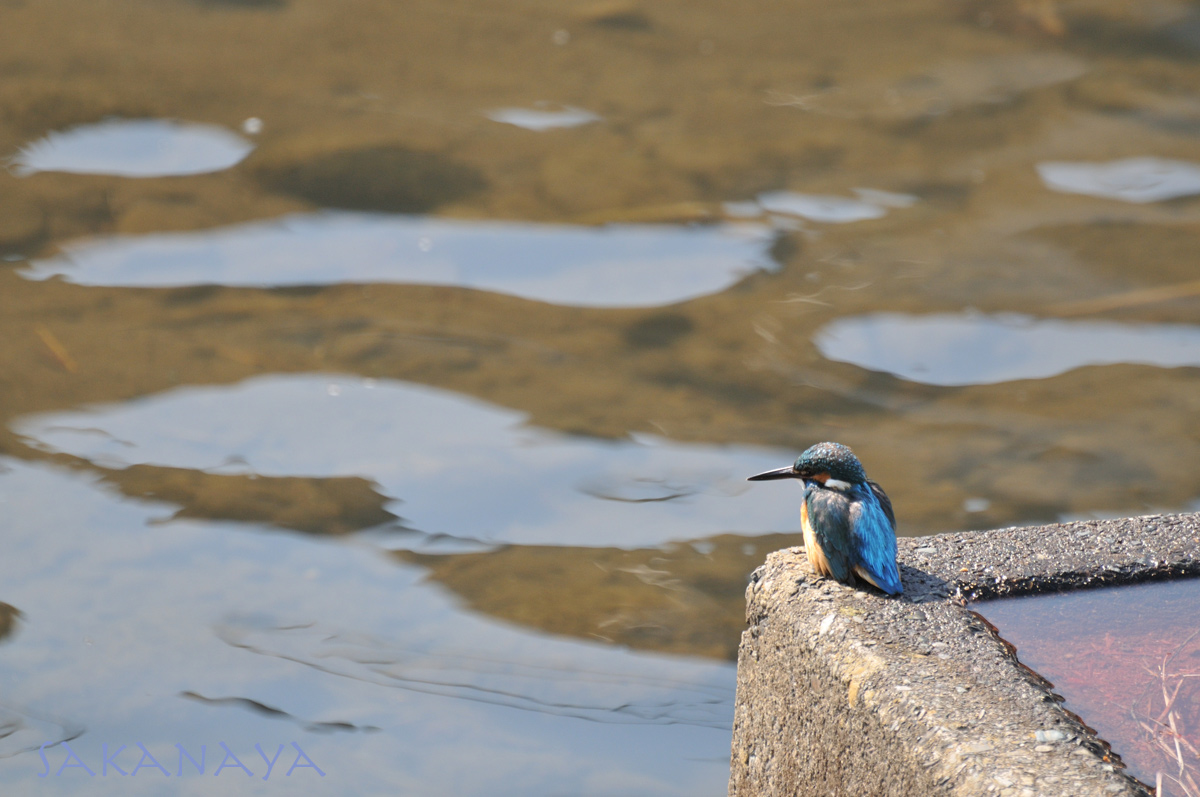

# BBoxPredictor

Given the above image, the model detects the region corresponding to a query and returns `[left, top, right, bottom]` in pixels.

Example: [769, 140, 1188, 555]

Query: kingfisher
[748, 442, 902, 595]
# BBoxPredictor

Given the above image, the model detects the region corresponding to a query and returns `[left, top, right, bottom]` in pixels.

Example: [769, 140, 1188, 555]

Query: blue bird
[748, 442, 902, 595]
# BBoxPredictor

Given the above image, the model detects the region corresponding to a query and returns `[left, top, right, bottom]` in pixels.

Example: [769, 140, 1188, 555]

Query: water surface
[4, 0, 1200, 794]
[977, 580, 1200, 794]
[0, 457, 733, 795]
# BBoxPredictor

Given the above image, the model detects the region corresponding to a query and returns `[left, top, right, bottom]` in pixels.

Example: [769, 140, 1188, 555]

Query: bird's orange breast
[800, 498, 832, 578]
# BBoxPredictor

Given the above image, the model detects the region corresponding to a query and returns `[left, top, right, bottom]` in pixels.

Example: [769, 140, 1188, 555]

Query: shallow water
[977, 580, 1200, 794]
[2, 0, 1200, 793]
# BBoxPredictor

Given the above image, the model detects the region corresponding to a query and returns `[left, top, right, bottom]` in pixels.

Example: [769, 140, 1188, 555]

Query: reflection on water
[977, 580, 1200, 792]
[815, 313, 1200, 386]
[0, 601, 19, 643]
[1038, 158, 1200, 204]
[398, 533, 802, 661]
[104, 465, 400, 536]
[10, 119, 254, 178]
[485, 106, 601, 130]
[0, 458, 733, 795]
[21, 214, 774, 307]
[754, 190, 908, 223]
[15, 374, 800, 548]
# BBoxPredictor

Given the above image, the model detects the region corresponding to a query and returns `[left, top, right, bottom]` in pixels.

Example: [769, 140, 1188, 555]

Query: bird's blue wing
[848, 488, 902, 594]
[867, 480, 895, 528]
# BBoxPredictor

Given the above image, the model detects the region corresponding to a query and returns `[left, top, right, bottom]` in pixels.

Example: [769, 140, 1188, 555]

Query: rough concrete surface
[730, 512, 1200, 797]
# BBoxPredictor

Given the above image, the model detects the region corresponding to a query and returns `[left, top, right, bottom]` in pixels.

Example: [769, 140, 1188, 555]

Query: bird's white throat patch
[823, 478, 852, 491]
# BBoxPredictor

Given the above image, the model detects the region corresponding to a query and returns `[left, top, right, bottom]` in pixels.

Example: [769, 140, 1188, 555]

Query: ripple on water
[10, 118, 254, 178]
[0, 457, 734, 795]
[815, 312, 1200, 386]
[20, 213, 774, 308]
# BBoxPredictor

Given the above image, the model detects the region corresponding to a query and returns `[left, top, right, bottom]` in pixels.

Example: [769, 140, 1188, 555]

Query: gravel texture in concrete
[729, 512, 1200, 797]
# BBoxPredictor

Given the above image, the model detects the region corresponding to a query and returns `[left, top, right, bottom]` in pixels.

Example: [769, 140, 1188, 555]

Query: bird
[748, 441, 902, 595]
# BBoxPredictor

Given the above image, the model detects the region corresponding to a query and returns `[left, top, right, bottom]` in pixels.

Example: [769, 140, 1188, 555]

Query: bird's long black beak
[747, 466, 800, 482]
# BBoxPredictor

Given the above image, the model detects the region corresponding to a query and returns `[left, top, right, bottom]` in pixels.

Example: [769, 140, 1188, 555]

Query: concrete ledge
[728, 513, 1200, 797]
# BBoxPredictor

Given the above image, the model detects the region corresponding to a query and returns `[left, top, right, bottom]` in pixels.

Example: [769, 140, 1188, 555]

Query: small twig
[34, 326, 77, 373]
[1046, 278, 1200, 317]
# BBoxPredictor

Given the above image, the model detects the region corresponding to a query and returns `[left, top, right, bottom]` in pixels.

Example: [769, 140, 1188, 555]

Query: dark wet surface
[2, 0, 1200, 794]
[978, 579, 1200, 794]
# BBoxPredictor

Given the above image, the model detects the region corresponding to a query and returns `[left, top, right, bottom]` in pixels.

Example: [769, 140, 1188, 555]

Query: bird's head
[747, 441, 867, 488]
